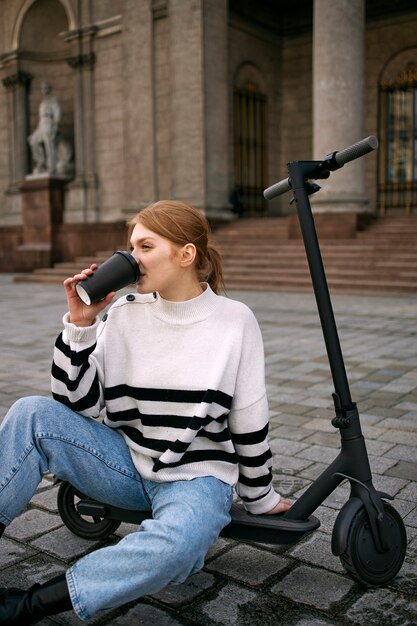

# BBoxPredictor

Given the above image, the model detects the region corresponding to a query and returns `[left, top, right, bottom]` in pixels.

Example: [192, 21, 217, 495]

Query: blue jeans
[0, 397, 233, 620]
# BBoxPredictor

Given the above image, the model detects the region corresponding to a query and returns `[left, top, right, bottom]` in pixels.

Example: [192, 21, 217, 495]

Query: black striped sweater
[51, 285, 281, 514]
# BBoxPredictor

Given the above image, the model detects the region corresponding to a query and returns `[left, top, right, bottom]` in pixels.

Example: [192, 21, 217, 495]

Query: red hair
[128, 200, 225, 294]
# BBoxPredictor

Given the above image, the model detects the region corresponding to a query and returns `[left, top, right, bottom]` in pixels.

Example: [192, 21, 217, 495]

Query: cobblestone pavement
[0, 273, 416, 625]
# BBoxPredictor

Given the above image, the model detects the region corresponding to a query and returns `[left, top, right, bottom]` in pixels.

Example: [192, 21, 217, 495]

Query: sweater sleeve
[51, 313, 105, 418]
[228, 308, 281, 514]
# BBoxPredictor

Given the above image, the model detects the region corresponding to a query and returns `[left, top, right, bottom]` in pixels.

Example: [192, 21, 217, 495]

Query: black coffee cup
[75, 251, 140, 305]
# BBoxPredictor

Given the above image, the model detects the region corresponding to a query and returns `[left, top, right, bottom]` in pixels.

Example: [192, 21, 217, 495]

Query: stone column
[66, 49, 98, 222]
[1, 71, 32, 191]
[169, 0, 205, 208]
[202, 0, 230, 219]
[311, 0, 367, 215]
[122, 0, 155, 214]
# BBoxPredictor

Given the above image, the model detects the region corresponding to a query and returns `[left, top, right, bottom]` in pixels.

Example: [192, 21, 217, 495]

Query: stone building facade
[0, 0, 416, 271]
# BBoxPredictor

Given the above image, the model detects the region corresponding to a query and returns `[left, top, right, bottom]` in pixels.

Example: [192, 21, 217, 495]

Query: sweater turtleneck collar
[151, 284, 220, 325]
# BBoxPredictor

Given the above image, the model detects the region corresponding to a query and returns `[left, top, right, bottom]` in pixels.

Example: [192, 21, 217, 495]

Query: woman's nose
[131, 249, 140, 263]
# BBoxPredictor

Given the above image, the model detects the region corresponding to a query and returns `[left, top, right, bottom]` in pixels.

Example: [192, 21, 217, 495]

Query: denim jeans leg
[0, 396, 151, 525]
[67, 476, 233, 621]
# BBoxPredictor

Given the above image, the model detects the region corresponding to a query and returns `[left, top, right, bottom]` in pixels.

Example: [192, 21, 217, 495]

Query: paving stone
[298, 461, 329, 481]
[301, 418, 338, 434]
[269, 412, 312, 427]
[150, 571, 216, 606]
[388, 554, 417, 596]
[386, 461, 417, 482]
[395, 401, 417, 411]
[296, 444, 340, 465]
[397, 481, 417, 502]
[312, 505, 339, 535]
[205, 537, 234, 561]
[5, 509, 63, 540]
[270, 565, 354, 610]
[30, 525, 103, 560]
[205, 544, 288, 586]
[365, 439, 395, 455]
[387, 498, 416, 518]
[292, 618, 339, 626]
[378, 416, 417, 431]
[371, 474, 409, 497]
[270, 439, 309, 456]
[345, 588, 417, 625]
[269, 424, 312, 441]
[110, 602, 185, 625]
[271, 454, 314, 475]
[385, 444, 417, 462]
[404, 507, 417, 528]
[379, 430, 417, 446]
[303, 430, 341, 450]
[272, 475, 311, 498]
[0, 537, 37, 568]
[0, 553, 66, 587]
[288, 532, 345, 574]
[30, 486, 60, 512]
[198, 583, 258, 625]
[368, 454, 397, 475]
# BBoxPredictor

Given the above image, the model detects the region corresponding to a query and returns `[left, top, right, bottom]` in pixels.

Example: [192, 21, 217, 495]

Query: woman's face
[129, 222, 187, 298]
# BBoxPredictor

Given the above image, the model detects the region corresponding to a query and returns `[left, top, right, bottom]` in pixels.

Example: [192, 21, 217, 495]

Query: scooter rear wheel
[57, 481, 121, 540]
[340, 501, 406, 587]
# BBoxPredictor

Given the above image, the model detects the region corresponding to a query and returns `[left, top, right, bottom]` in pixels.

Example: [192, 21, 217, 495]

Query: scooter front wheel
[340, 501, 406, 587]
[57, 481, 121, 540]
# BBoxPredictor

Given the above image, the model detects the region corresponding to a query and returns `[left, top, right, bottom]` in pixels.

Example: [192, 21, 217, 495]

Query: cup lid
[114, 251, 140, 280]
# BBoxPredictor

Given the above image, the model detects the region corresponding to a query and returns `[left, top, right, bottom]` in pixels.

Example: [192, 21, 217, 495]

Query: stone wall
[1, 1, 417, 272]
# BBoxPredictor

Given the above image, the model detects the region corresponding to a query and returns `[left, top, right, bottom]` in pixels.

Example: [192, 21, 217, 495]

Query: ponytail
[204, 242, 225, 295]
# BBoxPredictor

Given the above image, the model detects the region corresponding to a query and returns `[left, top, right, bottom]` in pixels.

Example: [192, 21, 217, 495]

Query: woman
[0, 200, 291, 624]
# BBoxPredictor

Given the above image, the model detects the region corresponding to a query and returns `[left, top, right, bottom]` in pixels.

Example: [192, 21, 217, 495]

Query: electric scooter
[57, 136, 407, 587]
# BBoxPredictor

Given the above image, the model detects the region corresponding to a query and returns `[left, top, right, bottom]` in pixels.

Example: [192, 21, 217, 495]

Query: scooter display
[57, 136, 407, 587]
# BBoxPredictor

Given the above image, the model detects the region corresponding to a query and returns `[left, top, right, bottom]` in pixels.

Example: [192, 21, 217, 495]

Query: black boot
[0, 523, 5, 539]
[0, 574, 73, 625]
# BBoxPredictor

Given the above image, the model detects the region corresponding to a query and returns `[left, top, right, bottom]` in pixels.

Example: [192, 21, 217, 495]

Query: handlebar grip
[333, 135, 378, 167]
[263, 177, 292, 200]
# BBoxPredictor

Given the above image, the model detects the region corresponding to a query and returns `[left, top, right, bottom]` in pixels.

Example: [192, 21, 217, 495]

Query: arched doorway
[378, 51, 417, 215]
[233, 63, 267, 216]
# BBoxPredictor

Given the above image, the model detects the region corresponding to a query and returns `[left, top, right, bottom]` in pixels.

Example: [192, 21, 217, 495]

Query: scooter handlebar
[333, 135, 378, 167]
[263, 135, 378, 200]
[263, 177, 292, 200]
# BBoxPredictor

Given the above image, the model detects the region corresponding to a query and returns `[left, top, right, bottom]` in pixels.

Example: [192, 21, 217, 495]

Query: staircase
[214, 216, 417, 293]
[14, 216, 417, 295]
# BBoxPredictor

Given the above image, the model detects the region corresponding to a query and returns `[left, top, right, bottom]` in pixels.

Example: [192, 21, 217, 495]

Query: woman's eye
[141, 244, 152, 250]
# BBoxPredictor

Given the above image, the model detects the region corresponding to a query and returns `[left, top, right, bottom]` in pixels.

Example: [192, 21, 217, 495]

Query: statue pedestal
[16, 176, 67, 270]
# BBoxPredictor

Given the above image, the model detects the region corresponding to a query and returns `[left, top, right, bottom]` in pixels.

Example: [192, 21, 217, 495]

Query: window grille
[378, 64, 417, 215]
[233, 87, 267, 215]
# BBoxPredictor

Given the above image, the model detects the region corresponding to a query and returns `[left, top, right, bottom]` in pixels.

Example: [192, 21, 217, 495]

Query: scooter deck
[76, 500, 320, 545]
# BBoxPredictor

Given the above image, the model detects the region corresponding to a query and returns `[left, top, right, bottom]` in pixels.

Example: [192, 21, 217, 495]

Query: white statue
[28, 81, 73, 177]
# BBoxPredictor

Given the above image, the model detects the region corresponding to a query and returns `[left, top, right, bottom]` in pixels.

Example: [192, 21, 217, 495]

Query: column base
[19, 177, 67, 267]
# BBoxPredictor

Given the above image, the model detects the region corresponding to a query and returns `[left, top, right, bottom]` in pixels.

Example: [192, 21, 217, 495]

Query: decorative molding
[62, 15, 122, 42]
[381, 63, 417, 90]
[12, 0, 76, 50]
[67, 52, 96, 70]
[2, 71, 33, 89]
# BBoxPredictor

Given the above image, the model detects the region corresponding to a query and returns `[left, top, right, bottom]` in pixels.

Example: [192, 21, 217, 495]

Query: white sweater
[51, 285, 280, 514]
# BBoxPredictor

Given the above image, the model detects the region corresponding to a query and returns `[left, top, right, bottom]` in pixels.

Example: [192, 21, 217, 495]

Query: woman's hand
[63, 264, 115, 327]
[264, 499, 292, 515]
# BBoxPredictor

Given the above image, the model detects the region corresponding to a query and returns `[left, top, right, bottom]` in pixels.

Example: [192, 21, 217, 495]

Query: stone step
[13, 216, 417, 295]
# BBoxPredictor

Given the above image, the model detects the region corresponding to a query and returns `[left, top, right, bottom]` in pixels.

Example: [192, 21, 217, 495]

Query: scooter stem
[287, 160, 353, 408]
